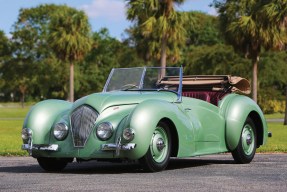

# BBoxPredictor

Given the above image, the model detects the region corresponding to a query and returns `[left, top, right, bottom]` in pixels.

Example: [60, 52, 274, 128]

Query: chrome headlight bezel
[53, 122, 69, 141]
[22, 128, 33, 140]
[122, 128, 135, 141]
[96, 122, 113, 141]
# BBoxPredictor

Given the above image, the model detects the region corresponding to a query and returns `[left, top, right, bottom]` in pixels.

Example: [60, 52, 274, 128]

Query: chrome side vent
[71, 105, 98, 147]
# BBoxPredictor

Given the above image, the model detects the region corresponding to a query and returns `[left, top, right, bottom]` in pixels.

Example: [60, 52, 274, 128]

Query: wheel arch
[160, 117, 179, 157]
[125, 99, 187, 160]
[248, 111, 264, 147]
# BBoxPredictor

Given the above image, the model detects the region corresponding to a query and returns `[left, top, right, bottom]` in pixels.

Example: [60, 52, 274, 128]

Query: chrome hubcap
[246, 134, 252, 145]
[242, 124, 255, 156]
[150, 126, 169, 163]
[156, 138, 165, 151]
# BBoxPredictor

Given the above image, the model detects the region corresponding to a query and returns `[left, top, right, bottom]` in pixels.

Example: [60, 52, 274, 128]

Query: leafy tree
[77, 28, 146, 97]
[213, 0, 287, 103]
[0, 30, 12, 100]
[183, 44, 250, 76]
[48, 6, 92, 102]
[126, 0, 188, 76]
[8, 4, 70, 102]
[77, 28, 121, 96]
[185, 11, 224, 46]
[260, 0, 287, 124]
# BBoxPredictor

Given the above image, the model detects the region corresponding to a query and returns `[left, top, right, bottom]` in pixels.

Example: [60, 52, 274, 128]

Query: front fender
[123, 99, 193, 160]
[23, 100, 72, 144]
[221, 94, 267, 150]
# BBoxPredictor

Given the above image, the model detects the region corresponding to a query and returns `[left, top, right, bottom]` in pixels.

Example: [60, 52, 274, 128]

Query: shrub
[259, 99, 285, 114]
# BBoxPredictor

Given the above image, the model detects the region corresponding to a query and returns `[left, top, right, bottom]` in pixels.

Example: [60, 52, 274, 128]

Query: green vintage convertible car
[22, 67, 269, 172]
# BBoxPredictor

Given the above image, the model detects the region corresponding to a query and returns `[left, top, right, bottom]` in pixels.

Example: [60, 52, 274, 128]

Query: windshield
[103, 67, 182, 100]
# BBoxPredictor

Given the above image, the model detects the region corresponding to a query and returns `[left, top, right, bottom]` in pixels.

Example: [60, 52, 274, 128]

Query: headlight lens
[22, 128, 33, 140]
[96, 122, 113, 140]
[53, 123, 69, 140]
[123, 128, 135, 141]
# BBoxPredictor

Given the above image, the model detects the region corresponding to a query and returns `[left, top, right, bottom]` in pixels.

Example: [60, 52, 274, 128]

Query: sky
[0, 0, 215, 39]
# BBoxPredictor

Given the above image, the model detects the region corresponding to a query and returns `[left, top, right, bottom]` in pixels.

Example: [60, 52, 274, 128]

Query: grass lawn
[0, 107, 30, 118]
[0, 120, 27, 156]
[0, 105, 286, 156]
[257, 122, 287, 153]
[0, 104, 32, 156]
[264, 113, 285, 119]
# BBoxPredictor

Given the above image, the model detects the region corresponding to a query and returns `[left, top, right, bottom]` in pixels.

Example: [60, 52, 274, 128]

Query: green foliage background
[0, 5, 286, 113]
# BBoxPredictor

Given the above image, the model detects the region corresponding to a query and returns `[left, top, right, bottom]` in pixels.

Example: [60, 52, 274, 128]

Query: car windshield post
[177, 66, 183, 102]
[139, 67, 147, 89]
[103, 68, 115, 92]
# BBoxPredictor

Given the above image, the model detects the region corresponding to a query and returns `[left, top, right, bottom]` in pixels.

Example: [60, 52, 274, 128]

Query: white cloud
[81, 0, 126, 21]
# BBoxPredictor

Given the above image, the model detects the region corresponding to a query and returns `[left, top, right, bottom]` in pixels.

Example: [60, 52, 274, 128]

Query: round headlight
[53, 123, 69, 140]
[22, 128, 33, 140]
[96, 122, 113, 140]
[123, 128, 135, 141]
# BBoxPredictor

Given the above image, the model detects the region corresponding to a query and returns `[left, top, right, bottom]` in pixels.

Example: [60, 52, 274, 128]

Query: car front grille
[70, 105, 98, 147]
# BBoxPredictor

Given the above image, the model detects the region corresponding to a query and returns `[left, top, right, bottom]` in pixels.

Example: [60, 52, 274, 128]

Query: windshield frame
[103, 67, 183, 102]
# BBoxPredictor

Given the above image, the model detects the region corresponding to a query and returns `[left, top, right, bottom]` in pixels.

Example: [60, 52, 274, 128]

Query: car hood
[72, 91, 177, 113]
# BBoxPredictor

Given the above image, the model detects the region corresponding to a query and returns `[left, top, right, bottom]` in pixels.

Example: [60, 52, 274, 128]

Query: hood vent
[71, 105, 98, 147]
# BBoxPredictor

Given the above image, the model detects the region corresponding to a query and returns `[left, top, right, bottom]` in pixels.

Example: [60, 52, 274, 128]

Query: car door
[181, 97, 227, 155]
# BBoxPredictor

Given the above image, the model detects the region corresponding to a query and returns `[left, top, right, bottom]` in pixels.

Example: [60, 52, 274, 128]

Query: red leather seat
[182, 91, 210, 102]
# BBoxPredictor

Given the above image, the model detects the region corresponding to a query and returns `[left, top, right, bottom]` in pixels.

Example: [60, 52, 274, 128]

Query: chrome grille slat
[71, 105, 98, 147]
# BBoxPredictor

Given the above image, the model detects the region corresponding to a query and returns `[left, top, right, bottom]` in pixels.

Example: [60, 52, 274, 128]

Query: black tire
[232, 117, 257, 164]
[37, 157, 72, 172]
[139, 122, 171, 172]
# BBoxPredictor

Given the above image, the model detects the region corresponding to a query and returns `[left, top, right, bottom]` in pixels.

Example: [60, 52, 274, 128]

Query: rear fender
[221, 95, 267, 150]
[23, 100, 72, 144]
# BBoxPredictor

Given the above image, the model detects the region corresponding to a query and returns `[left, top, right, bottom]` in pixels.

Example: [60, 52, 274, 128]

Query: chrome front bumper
[101, 137, 136, 156]
[22, 144, 59, 152]
[101, 143, 136, 151]
[22, 144, 59, 151]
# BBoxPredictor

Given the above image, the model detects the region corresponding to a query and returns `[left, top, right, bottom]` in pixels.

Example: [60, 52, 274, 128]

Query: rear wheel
[232, 117, 257, 164]
[139, 122, 171, 172]
[37, 157, 72, 172]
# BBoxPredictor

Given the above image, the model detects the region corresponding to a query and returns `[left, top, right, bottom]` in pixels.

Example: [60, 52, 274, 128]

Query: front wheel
[139, 122, 171, 172]
[232, 117, 257, 164]
[37, 157, 72, 172]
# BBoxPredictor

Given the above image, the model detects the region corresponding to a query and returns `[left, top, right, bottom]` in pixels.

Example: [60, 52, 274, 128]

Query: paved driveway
[0, 154, 286, 191]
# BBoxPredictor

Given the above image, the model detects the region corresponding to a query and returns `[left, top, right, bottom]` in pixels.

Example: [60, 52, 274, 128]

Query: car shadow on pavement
[167, 157, 235, 171]
[0, 157, 235, 174]
[0, 164, 42, 173]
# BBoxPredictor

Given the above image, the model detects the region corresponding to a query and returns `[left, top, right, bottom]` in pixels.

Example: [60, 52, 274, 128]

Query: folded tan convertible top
[160, 75, 251, 95]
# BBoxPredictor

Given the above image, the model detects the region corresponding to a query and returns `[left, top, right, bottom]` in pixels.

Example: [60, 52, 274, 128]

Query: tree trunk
[69, 63, 74, 102]
[251, 54, 259, 103]
[284, 86, 287, 125]
[19, 84, 26, 108]
[160, 36, 167, 78]
[21, 93, 25, 108]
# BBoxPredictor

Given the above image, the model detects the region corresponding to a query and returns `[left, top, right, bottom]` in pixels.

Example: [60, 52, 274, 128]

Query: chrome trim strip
[101, 143, 136, 151]
[22, 144, 59, 151]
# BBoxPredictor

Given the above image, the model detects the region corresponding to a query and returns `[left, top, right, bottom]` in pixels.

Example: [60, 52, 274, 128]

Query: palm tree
[126, 0, 188, 76]
[261, 0, 287, 124]
[48, 6, 92, 102]
[213, 0, 287, 103]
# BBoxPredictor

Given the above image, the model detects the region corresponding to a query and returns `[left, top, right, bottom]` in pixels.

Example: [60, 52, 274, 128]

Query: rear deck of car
[160, 75, 251, 106]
